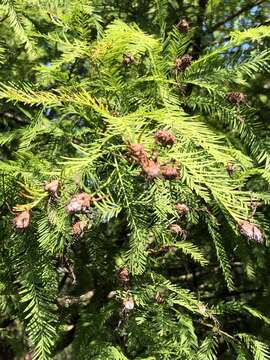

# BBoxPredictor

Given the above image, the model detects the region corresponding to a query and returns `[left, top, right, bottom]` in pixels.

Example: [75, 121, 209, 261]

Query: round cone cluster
[226, 92, 246, 105]
[128, 143, 160, 180]
[127, 128, 179, 181]
[72, 220, 87, 237]
[154, 130, 176, 146]
[128, 143, 148, 164]
[118, 266, 130, 283]
[66, 192, 92, 213]
[176, 18, 190, 33]
[169, 223, 183, 236]
[141, 159, 160, 179]
[44, 179, 60, 196]
[161, 166, 179, 180]
[122, 53, 134, 66]
[175, 55, 192, 71]
[13, 210, 30, 230]
[12, 179, 101, 237]
[175, 203, 189, 215]
[238, 220, 263, 243]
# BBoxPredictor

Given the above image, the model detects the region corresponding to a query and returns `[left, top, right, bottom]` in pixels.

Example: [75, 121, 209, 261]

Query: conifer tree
[0, 1, 270, 359]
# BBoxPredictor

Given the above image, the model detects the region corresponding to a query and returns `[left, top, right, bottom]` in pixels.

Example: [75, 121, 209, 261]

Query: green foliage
[0, 0, 270, 359]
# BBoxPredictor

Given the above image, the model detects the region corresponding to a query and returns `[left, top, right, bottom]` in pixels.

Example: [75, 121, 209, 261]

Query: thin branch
[168, 262, 243, 282]
[203, 287, 263, 300]
[0, 14, 8, 23]
[68, 58, 79, 81]
[0, 111, 29, 124]
[209, 0, 266, 33]
[193, 0, 208, 59]
[57, 289, 95, 307]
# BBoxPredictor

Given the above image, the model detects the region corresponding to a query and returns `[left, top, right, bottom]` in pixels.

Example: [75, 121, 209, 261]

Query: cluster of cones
[168, 202, 189, 238]
[12, 129, 260, 244]
[226, 92, 246, 105]
[13, 180, 102, 237]
[175, 19, 246, 104]
[174, 54, 193, 72]
[122, 18, 191, 69]
[115, 266, 166, 311]
[122, 17, 246, 109]
[238, 220, 263, 243]
[128, 129, 179, 180]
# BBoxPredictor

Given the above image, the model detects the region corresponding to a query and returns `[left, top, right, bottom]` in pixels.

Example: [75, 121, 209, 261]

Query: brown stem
[57, 289, 95, 307]
[0, 111, 29, 124]
[209, 0, 266, 33]
[203, 287, 263, 300]
[184, 0, 208, 96]
[0, 14, 8, 23]
[192, 0, 208, 59]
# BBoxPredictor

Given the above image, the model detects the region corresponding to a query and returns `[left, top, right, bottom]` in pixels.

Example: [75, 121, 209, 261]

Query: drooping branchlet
[175, 55, 192, 71]
[226, 92, 246, 105]
[44, 179, 60, 196]
[175, 203, 189, 215]
[13, 210, 30, 230]
[122, 53, 135, 66]
[176, 18, 190, 33]
[238, 220, 263, 243]
[154, 129, 176, 146]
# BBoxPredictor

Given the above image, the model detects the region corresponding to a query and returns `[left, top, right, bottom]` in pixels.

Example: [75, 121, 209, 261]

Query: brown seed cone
[13, 210, 30, 230]
[176, 18, 190, 33]
[122, 54, 134, 65]
[161, 166, 179, 180]
[44, 179, 60, 195]
[72, 220, 87, 237]
[128, 143, 148, 164]
[118, 266, 130, 283]
[155, 292, 165, 304]
[226, 161, 234, 176]
[175, 55, 192, 71]
[123, 297, 135, 310]
[169, 223, 183, 236]
[141, 159, 160, 179]
[154, 129, 176, 146]
[175, 203, 189, 215]
[239, 220, 263, 243]
[226, 92, 246, 105]
[66, 193, 92, 213]
[112, 110, 120, 117]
